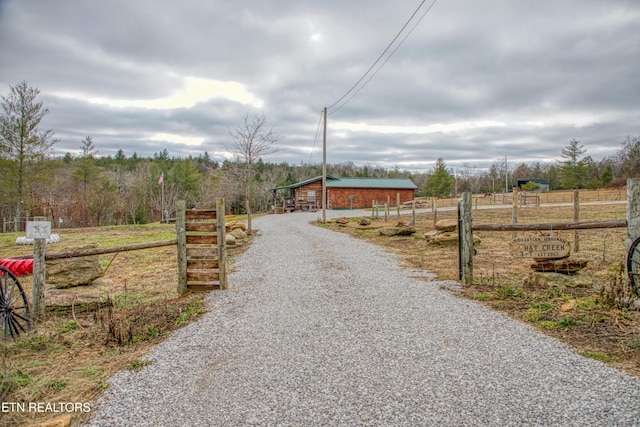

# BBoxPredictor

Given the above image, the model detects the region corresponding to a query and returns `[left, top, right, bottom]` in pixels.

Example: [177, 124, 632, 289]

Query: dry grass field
[0, 223, 248, 427]
[0, 189, 637, 425]
[320, 190, 639, 380]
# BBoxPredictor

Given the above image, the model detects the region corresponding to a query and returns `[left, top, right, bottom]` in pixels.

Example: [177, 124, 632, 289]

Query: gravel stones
[85, 211, 640, 426]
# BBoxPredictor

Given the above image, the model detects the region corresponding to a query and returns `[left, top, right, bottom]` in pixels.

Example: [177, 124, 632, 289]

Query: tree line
[1, 81, 638, 230]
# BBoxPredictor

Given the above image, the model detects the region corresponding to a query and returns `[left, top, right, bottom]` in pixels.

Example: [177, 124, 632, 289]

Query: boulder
[226, 234, 237, 246]
[435, 219, 458, 232]
[357, 218, 371, 226]
[230, 228, 247, 240]
[46, 245, 103, 289]
[428, 232, 458, 245]
[335, 217, 350, 225]
[226, 220, 247, 232]
[46, 278, 114, 313]
[379, 226, 416, 237]
[523, 271, 592, 289]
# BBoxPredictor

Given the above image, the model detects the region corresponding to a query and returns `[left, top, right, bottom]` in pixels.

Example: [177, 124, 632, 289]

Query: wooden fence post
[216, 198, 228, 290]
[176, 200, 187, 294]
[460, 192, 473, 285]
[32, 238, 46, 319]
[512, 190, 519, 239]
[627, 179, 640, 251]
[412, 200, 416, 226]
[433, 198, 438, 229]
[573, 190, 580, 252]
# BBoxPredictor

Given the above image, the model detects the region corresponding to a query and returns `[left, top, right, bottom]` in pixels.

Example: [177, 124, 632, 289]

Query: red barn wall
[296, 182, 414, 209]
[328, 188, 414, 209]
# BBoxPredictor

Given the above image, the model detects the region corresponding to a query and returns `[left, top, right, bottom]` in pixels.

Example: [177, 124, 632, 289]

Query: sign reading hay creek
[510, 236, 570, 259]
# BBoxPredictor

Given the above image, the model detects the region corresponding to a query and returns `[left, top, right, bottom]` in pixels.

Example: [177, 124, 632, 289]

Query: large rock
[427, 232, 458, 245]
[523, 271, 592, 289]
[226, 234, 237, 246]
[46, 278, 114, 313]
[46, 245, 103, 289]
[226, 220, 247, 232]
[435, 219, 458, 232]
[357, 217, 371, 226]
[335, 217, 350, 225]
[230, 228, 247, 240]
[379, 225, 416, 237]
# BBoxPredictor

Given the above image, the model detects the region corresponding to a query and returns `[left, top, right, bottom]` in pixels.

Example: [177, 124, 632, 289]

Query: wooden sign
[510, 236, 570, 259]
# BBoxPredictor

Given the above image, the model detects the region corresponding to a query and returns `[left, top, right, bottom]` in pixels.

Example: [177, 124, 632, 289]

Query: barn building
[270, 176, 418, 211]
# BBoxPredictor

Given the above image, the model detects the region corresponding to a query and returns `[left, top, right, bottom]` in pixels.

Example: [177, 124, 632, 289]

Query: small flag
[158, 172, 164, 185]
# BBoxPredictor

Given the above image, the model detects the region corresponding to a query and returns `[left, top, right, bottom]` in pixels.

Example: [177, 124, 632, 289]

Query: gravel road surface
[86, 211, 640, 426]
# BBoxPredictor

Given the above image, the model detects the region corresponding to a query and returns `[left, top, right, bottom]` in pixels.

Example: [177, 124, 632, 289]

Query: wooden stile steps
[176, 199, 227, 293]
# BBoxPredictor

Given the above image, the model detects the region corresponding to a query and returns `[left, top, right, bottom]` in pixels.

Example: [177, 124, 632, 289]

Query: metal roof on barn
[270, 176, 417, 191]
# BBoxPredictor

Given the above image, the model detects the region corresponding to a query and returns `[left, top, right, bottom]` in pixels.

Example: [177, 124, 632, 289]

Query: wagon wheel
[0, 266, 31, 340]
[626, 236, 640, 296]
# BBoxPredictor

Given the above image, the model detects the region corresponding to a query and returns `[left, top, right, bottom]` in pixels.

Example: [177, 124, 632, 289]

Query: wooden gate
[176, 198, 227, 293]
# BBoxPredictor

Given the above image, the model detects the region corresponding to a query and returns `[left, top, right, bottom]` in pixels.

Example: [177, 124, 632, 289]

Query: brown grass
[0, 223, 248, 427]
[320, 198, 640, 379]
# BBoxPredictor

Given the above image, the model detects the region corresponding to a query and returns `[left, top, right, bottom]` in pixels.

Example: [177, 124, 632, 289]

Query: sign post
[27, 221, 51, 318]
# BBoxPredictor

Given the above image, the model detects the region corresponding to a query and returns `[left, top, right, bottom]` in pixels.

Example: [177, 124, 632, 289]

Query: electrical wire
[326, 0, 437, 114]
[329, 0, 438, 117]
[308, 110, 324, 164]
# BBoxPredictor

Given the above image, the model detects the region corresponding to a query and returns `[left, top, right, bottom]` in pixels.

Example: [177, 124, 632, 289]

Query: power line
[330, 0, 438, 116]
[326, 0, 437, 114]
[308, 109, 324, 164]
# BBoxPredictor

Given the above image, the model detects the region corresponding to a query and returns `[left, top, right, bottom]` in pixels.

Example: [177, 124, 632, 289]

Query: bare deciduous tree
[227, 112, 280, 234]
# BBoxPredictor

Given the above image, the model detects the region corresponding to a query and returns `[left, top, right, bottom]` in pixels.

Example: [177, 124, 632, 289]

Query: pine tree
[423, 158, 454, 198]
[558, 139, 587, 189]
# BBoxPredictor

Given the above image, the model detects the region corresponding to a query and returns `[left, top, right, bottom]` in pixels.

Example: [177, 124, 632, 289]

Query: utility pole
[322, 107, 327, 223]
[505, 155, 508, 193]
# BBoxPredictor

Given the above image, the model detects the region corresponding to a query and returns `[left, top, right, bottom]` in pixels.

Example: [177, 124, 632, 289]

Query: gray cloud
[1, 0, 638, 172]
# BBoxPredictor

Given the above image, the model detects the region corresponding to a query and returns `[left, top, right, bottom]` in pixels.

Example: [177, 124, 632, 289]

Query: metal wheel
[0, 266, 31, 340]
[626, 236, 640, 296]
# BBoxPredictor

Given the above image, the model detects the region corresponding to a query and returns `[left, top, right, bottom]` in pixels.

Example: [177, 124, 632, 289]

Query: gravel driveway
[86, 211, 640, 426]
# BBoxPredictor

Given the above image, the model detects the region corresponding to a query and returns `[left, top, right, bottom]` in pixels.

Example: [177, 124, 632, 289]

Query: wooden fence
[25, 199, 227, 318]
[457, 180, 638, 285]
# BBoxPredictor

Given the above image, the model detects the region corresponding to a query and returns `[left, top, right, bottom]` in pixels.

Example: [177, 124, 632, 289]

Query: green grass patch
[470, 293, 491, 301]
[175, 301, 207, 325]
[50, 380, 67, 390]
[127, 359, 153, 371]
[578, 351, 617, 363]
[556, 317, 578, 329]
[17, 336, 55, 352]
[1, 371, 31, 393]
[536, 320, 558, 330]
[81, 366, 103, 379]
[529, 301, 553, 310]
[495, 285, 526, 300]
[56, 321, 79, 333]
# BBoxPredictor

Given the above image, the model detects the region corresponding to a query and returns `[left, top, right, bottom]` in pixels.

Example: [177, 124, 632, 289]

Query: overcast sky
[1, 0, 638, 172]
